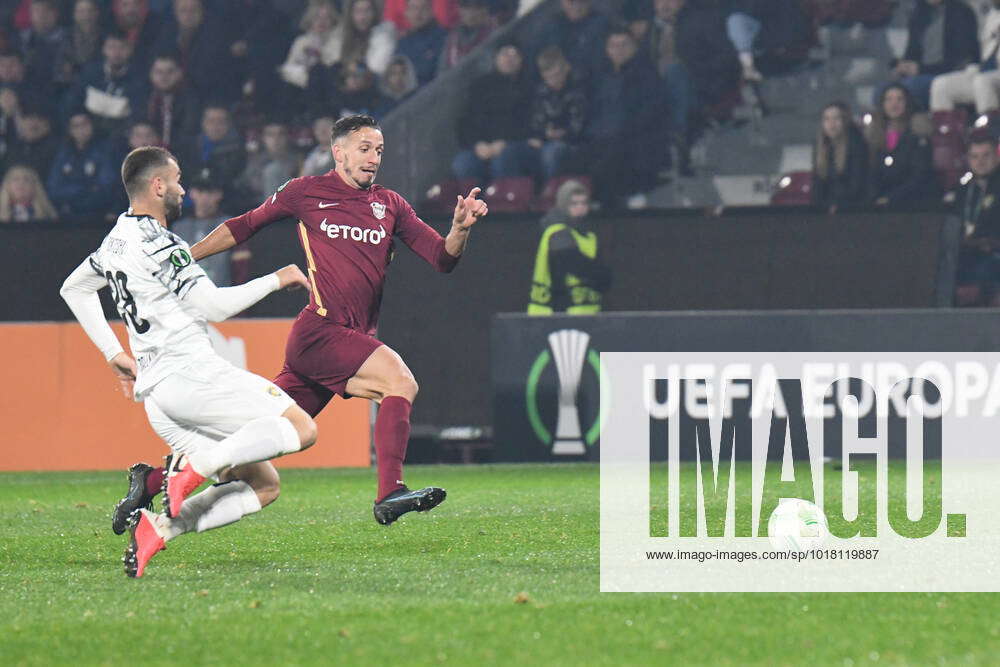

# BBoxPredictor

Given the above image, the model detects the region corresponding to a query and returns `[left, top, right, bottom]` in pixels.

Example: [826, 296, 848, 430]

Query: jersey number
[105, 270, 150, 333]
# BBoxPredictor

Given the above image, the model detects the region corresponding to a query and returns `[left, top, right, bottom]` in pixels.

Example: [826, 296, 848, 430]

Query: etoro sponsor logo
[319, 219, 387, 244]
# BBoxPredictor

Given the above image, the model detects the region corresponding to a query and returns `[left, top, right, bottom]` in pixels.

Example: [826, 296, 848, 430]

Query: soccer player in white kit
[60, 146, 318, 578]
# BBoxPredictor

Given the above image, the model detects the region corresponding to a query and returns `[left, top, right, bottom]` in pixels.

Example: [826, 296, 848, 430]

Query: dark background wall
[5, 209, 956, 430]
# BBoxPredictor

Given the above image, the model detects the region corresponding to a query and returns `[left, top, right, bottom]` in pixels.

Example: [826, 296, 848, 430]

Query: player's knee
[256, 480, 281, 507]
[298, 416, 318, 450]
[392, 374, 418, 402]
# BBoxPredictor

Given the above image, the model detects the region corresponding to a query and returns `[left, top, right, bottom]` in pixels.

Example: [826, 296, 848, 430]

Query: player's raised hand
[453, 187, 488, 230]
[275, 264, 311, 292]
[108, 352, 137, 400]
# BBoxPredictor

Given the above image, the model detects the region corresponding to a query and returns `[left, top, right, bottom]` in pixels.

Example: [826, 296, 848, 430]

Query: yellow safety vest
[528, 223, 602, 315]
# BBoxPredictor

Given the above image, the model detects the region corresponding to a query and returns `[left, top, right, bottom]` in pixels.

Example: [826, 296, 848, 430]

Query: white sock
[158, 481, 262, 541]
[187, 416, 300, 478]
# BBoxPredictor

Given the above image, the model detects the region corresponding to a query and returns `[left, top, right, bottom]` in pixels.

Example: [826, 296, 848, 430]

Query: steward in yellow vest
[528, 181, 611, 315]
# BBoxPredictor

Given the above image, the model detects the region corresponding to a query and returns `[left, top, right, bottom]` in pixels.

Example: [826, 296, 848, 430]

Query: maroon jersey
[225, 170, 458, 335]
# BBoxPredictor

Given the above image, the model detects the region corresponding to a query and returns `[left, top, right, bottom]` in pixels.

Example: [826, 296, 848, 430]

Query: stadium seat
[423, 178, 477, 215]
[535, 175, 592, 212]
[484, 177, 536, 213]
[770, 171, 813, 206]
[932, 110, 969, 190]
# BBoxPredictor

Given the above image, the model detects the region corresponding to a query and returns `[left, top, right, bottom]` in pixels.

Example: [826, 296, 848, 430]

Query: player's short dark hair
[121, 146, 176, 199]
[331, 114, 381, 144]
[969, 131, 998, 151]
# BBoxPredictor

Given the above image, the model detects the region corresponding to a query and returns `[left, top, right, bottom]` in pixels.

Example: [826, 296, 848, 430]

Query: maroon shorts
[273, 309, 382, 417]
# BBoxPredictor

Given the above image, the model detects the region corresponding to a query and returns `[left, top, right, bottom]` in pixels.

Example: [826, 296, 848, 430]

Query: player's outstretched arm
[445, 187, 488, 258]
[60, 258, 136, 398]
[183, 264, 310, 322]
[190, 222, 238, 261]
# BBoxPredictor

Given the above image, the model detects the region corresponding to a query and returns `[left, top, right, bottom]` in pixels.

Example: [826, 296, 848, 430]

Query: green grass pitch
[1, 463, 997, 666]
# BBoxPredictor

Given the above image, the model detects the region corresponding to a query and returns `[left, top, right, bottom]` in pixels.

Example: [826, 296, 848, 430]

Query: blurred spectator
[47, 112, 116, 219]
[337, 0, 398, 76]
[726, 0, 813, 82]
[309, 59, 390, 118]
[954, 134, 1000, 306]
[280, 0, 341, 89]
[885, 0, 978, 109]
[811, 102, 868, 214]
[585, 27, 665, 209]
[377, 54, 418, 113]
[0, 86, 20, 164]
[113, 0, 162, 71]
[240, 122, 301, 202]
[532, 0, 610, 80]
[452, 42, 534, 183]
[528, 180, 609, 315]
[385, 0, 458, 32]
[0, 51, 26, 95]
[178, 105, 247, 197]
[864, 84, 935, 208]
[301, 115, 335, 176]
[138, 53, 200, 150]
[171, 177, 236, 286]
[0, 165, 58, 222]
[17, 0, 66, 88]
[930, 0, 1000, 116]
[394, 0, 447, 85]
[154, 0, 240, 104]
[54, 0, 106, 86]
[63, 31, 145, 136]
[126, 119, 162, 151]
[439, 0, 495, 73]
[223, 0, 295, 121]
[4, 105, 59, 177]
[528, 46, 586, 182]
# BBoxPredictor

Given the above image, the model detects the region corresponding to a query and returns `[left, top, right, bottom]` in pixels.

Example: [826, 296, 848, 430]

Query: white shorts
[144, 356, 295, 456]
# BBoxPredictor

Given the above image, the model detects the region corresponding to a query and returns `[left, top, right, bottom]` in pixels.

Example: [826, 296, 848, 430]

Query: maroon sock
[374, 396, 411, 502]
[146, 466, 166, 497]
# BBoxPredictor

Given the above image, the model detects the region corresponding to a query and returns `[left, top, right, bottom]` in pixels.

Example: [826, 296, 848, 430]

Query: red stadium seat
[535, 175, 592, 212]
[423, 178, 477, 215]
[932, 110, 969, 190]
[484, 177, 536, 213]
[770, 171, 813, 206]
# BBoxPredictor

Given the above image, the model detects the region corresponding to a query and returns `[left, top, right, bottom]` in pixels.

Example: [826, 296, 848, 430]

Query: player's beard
[164, 191, 183, 223]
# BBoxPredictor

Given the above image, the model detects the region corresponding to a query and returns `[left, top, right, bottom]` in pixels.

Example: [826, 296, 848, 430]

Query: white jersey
[85, 211, 217, 397]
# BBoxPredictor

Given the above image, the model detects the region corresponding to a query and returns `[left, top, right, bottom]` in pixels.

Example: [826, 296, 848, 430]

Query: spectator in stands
[280, 0, 341, 89]
[4, 105, 59, 178]
[309, 59, 390, 118]
[171, 176, 237, 286]
[18, 0, 66, 89]
[385, 0, 458, 32]
[528, 179, 610, 315]
[126, 119, 161, 151]
[178, 105, 246, 198]
[63, 31, 144, 136]
[812, 102, 868, 214]
[0, 165, 57, 223]
[865, 83, 935, 208]
[0, 51, 26, 95]
[533, 0, 610, 80]
[885, 0, 979, 109]
[138, 53, 200, 150]
[301, 115, 335, 176]
[0, 86, 19, 165]
[154, 0, 240, 104]
[394, 0, 447, 85]
[377, 54, 418, 112]
[930, 0, 1000, 118]
[113, 0, 162, 71]
[452, 41, 534, 183]
[439, 0, 495, 73]
[54, 0, 106, 86]
[337, 0, 398, 76]
[954, 134, 1000, 306]
[585, 27, 665, 209]
[726, 0, 813, 83]
[47, 111, 116, 220]
[223, 0, 295, 121]
[528, 46, 586, 182]
[240, 122, 300, 202]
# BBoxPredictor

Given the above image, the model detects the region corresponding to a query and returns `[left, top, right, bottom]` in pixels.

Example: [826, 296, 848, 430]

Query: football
[767, 498, 829, 551]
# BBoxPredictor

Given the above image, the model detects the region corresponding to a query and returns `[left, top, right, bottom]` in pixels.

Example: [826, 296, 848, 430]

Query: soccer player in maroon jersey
[112, 115, 487, 528]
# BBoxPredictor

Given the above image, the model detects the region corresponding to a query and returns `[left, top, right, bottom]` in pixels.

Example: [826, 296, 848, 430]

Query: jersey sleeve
[392, 193, 460, 273]
[225, 177, 306, 244]
[60, 255, 124, 361]
[138, 232, 210, 300]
